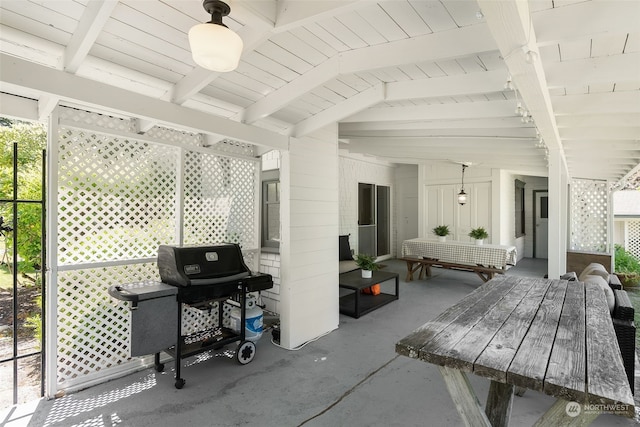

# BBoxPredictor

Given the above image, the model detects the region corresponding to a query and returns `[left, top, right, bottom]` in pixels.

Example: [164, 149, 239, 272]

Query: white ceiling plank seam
[274, 0, 364, 33]
[533, 1, 640, 46]
[545, 53, 640, 89]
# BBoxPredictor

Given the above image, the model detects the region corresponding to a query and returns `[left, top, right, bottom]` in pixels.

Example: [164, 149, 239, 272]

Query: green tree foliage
[0, 118, 46, 270]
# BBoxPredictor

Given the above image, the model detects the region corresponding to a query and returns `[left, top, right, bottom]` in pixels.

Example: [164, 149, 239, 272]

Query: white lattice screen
[54, 106, 259, 390]
[569, 179, 609, 252]
[626, 220, 640, 258]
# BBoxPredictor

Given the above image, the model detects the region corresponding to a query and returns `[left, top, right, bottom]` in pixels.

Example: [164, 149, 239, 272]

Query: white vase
[475, 239, 484, 245]
[362, 269, 372, 279]
[438, 236, 446, 242]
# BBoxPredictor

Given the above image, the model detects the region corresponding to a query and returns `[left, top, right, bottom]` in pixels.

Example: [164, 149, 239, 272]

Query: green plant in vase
[433, 225, 450, 242]
[468, 227, 489, 245]
[355, 253, 379, 278]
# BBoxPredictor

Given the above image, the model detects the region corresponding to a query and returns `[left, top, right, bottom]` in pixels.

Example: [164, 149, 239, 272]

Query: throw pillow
[579, 263, 609, 282]
[339, 235, 353, 261]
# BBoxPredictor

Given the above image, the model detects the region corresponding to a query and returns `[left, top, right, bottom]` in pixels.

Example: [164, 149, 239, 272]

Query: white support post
[45, 107, 60, 399]
[175, 147, 185, 245]
[548, 148, 564, 278]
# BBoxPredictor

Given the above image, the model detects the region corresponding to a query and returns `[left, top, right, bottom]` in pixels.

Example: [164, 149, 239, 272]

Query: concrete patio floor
[2, 258, 639, 427]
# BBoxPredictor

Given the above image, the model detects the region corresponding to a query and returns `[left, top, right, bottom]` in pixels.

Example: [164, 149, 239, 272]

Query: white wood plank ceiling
[0, 0, 638, 182]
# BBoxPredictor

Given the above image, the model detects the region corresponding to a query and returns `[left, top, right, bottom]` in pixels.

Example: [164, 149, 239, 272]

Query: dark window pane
[541, 196, 549, 219]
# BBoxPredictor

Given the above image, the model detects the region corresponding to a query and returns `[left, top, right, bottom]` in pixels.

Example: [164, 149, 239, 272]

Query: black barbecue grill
[109, 243, 273, 389]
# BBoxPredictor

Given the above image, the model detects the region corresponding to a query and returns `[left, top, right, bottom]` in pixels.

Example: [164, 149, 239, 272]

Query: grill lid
[158, 243, 250, 287]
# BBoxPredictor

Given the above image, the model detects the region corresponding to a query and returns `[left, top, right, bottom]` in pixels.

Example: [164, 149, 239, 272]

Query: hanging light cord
[461, 164, 467, 191]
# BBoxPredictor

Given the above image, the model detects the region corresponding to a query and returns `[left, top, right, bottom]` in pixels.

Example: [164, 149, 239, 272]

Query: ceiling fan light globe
[189, 22, 243, 72]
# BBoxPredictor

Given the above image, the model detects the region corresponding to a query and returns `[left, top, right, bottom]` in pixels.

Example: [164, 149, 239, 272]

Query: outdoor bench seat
[399, 256, 505, 283]
[611, 288, 636, 394]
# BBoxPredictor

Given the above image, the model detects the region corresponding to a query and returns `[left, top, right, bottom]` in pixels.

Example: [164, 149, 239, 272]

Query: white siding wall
[497, 170, 513, 246]
[420, 164, 493, 243]
[395, 165, 419, 253]
[279, 127, 339, 349]
[338, 154, 396, 256]
[259, 252, 280, 313]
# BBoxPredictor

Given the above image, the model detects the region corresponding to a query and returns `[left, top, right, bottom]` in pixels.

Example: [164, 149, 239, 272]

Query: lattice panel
[54, 111, 260, 390]
[57, 263, 158, 385]
[212, 139, 256, 157]
[143, 126, 203, 146]
[58, 106, 135, 133]
[57, 127, 178, 264]
[570, 179, 608, 252]
[626, 220, 640, 258]
[181, 302, 237, 336]
[183, 151, 256, 248]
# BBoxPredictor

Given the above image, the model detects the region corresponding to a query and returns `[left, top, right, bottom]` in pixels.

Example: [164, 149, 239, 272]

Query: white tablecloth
[401, 238, 517, 269]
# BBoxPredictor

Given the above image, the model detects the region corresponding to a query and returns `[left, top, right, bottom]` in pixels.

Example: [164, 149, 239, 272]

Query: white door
[535, 191, 549, 258]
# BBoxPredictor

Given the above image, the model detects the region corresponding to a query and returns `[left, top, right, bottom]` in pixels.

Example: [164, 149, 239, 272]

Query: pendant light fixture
[458, 164, 468, 205]
[189, 0, 243, 72]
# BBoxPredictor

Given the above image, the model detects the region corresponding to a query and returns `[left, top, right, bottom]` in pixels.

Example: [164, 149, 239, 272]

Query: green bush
[0, 118, 46, 271]
[25, 294, 42, 349]
[614, 244, 640, 287]
[614, 244, 640, 274]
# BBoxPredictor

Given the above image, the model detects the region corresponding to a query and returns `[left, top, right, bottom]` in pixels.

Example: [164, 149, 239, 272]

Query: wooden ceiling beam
[242, 24, 497, 124]
[0, 53, 288, 150]
[64, 0, 118, 73]
[343, 100, 515, 123]
[340, 117, 530, 132]
[478, 0, 567, 172]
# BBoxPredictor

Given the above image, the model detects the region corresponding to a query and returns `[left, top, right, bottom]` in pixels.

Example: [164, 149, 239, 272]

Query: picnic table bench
[396, 275, 635, 426]
[399, 256, 505, 283]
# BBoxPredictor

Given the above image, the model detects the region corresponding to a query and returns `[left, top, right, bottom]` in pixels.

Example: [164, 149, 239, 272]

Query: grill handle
[108, 285, 140, 308]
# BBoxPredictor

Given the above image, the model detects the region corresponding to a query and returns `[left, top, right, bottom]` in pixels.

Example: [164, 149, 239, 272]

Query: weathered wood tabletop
[396, 275, 635, 426]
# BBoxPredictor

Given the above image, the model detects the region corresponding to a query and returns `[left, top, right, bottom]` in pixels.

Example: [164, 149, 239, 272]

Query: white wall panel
[280, 126, 339, 349]
[395, 165, 419, 250]
[469, 182, 492, 242]
[423, 181, 491, 243]
[338, 154, 395, 255]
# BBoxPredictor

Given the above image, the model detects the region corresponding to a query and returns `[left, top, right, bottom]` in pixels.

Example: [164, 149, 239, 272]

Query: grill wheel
[236, 340, 256, 365]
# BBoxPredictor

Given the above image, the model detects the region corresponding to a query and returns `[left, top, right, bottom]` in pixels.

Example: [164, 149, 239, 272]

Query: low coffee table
[338, 269, 399, 318]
